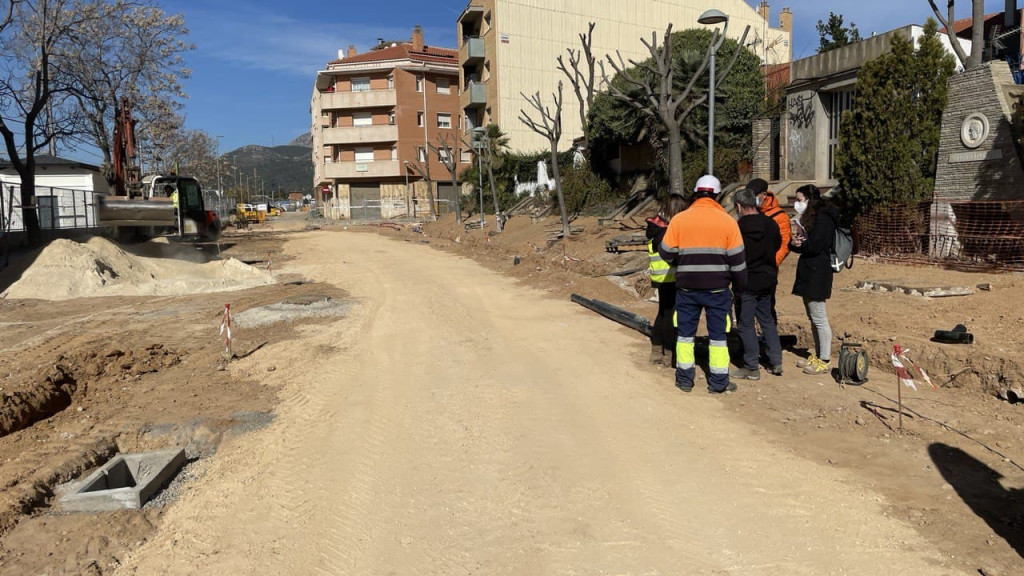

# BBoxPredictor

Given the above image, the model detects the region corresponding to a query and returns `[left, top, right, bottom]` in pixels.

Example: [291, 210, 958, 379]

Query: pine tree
[835, 19, 955, 214]
[816, 12, 862, 53]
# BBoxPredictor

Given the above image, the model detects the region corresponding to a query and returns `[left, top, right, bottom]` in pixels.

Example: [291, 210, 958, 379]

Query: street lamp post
[472, 127, 486, 229]
[216, 135, 223, 194]
[698, 9, 729, 176]
[403, 161, 411, 217]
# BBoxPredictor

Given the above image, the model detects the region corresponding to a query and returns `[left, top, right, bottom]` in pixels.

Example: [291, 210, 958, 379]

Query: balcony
[322, 125, 398, 145]
[459, 36, 484, 64]
[461, 82, 487, 109]
[324, 160, 401, 179]
[319, 89, 397, 110]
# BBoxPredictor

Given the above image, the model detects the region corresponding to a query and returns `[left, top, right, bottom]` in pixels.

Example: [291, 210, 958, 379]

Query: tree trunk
[451, 171, 461, 223]
[666, 125, 685, 197]
[550, 140, 569, 239]
[968, 0, 984, 69]
[486, 148, 502, 232]
[19, 165, 43, 248]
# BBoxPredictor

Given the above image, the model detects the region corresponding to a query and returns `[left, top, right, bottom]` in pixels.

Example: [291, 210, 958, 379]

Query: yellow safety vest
[648, 239, 675, 284]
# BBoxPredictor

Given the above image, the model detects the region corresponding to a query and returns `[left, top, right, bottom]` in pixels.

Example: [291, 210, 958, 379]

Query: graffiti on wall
[788, 94, 815, 130]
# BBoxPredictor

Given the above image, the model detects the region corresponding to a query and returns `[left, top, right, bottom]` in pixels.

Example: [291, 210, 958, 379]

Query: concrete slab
[59, 448, 186, 512]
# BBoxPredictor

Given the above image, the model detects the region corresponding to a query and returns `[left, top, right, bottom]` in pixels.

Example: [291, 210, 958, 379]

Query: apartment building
[311, 27, 466, 219]
[458, 0, 793, 152]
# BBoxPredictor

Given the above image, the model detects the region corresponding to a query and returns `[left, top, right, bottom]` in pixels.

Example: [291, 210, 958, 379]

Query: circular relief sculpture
[960, 113, 989, 149]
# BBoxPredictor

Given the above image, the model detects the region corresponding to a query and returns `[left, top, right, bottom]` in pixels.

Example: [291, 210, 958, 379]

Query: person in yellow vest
[659, 175, 747, 394]
[645, 193, 687, 366]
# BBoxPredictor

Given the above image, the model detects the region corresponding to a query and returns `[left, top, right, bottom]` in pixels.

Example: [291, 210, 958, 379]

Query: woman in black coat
[790, 184, 839, 375]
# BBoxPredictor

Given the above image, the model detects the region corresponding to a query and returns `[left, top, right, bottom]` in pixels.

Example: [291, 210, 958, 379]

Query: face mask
[756, 195, 764, 207]
[794, 201, 807, 215]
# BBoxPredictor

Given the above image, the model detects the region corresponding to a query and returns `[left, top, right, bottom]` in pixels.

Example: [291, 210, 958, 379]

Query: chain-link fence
[1, 183, 100, 235]
[856, 199, 1024, 270]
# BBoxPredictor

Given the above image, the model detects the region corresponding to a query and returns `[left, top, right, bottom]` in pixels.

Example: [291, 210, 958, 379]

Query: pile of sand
[1, 237, 275, 300]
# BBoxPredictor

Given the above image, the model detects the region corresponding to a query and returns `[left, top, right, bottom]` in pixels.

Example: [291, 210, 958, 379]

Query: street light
[698, 8, 729, 176]
[403, 160, 411, 217]
[472, 127, 487, 229]
[216, 135, 224, 194]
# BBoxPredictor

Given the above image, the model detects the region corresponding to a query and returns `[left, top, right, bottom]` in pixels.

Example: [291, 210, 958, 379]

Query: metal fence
[855, 199, 1024, 270]
[203, 192, 237, 224]
[1, 183, 100, 234]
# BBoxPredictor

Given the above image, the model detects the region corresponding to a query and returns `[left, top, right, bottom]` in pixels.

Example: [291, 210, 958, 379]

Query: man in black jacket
[730, 188, 783, 380]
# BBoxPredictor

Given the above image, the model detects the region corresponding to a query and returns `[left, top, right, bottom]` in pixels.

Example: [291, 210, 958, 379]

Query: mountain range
[222, 133, 313, 195]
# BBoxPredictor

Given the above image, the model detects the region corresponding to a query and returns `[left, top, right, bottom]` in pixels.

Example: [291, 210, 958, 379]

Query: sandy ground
[0, 211, 1022, 575]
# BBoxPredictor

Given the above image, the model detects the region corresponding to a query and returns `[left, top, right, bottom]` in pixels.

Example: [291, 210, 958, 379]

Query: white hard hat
[694, 174, 721, 195]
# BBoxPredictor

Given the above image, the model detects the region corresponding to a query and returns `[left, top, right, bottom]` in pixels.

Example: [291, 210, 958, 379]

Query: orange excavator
[99, 98, 220, 241]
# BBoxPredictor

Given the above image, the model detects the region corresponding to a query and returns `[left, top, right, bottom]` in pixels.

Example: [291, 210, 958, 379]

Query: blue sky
[69, 0, 1012, 161]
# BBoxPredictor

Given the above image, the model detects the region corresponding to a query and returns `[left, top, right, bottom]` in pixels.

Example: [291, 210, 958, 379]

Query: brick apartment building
[311, 27, 467, 219]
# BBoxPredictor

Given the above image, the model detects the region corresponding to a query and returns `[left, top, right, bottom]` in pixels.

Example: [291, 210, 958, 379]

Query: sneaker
[802, 358, 830, 375]
[796, 354, 818, 368]
[729, 366, 761, 381]
[768, 365, 784, 376]
[709, 381, 738, 394]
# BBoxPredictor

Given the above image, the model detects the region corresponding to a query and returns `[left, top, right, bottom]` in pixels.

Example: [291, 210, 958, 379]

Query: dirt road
[115, 230, 969, 575]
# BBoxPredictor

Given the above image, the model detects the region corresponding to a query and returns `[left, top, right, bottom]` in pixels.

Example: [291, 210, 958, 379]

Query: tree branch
[927, 0, 969, 68]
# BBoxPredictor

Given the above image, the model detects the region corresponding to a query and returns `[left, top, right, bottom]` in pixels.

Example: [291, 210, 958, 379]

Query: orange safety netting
[854, 200, 1024, 271]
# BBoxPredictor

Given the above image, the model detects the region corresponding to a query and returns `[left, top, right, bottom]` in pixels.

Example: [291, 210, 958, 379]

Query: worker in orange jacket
[659, 175, 747, 394]
[747, 178, 791, 267]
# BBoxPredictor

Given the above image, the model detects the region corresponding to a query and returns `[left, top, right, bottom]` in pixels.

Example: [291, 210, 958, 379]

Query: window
[391, 146, 398, 161]
[355, 147, 374, 163]
[388, 111, 395, 125]
[351, 77, 370, 92]
[436, 78, 451, 94]
[417, 111, 424, 127]
[415, 76, 423, 92]
[438, 148, 451, 162]
[387, 74, 394, 90]
[417, 146, 427, 162]
[437, 113, 451, 129]
[460, 149, 471, 164]
[353, 111, 372, 127]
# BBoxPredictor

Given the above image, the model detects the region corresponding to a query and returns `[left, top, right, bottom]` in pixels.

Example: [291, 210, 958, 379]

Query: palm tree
[483, 124, 510, 232]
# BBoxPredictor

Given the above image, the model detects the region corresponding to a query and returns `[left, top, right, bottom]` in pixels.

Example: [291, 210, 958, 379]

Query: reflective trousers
[675, 288, 732, 392]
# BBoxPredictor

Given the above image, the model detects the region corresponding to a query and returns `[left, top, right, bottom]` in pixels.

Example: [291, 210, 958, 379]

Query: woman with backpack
[790, 184, 840, 375]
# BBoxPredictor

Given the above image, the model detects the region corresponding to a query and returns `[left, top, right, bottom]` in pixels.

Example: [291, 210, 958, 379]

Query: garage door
[349, 184, 381, 220]
[436, 183, 458, 216]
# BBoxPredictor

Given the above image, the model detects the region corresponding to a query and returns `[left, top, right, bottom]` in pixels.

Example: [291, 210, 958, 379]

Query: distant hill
[223, 144, 312, 195]
[289, 133, 312, 147]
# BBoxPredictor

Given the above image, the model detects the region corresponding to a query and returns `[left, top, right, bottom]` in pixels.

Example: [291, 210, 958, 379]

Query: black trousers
[651, 282, 676, 353]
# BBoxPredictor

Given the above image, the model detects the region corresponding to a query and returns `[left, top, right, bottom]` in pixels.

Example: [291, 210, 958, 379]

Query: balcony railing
[319, 89, 397, 110]
[323, 125, 399, 145]
[324, 160, 401, 179]
[461, 81, 487, 109]
[459, 36, 484, 63]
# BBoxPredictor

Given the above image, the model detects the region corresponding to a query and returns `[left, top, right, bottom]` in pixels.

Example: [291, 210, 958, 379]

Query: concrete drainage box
[60, 449, 186, 512]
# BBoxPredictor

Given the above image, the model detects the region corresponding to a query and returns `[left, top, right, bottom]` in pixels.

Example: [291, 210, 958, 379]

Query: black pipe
[571, 294, 652, 337]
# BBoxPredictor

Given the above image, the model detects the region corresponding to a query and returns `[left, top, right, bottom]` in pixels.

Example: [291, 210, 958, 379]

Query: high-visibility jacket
[659, 197, 747, 292]
[645, 216, 674, 284]
[759, 191, 791, 267]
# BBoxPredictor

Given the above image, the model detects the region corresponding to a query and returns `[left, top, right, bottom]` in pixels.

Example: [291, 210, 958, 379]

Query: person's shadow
[928, 443, 1024, 557]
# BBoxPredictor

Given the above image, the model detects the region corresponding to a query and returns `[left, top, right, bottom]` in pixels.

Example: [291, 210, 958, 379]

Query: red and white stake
[220, 303, 232, 357]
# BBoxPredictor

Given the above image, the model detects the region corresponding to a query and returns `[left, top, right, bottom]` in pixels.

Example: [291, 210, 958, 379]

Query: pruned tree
[927, 0, 984, 70]
[405, 148, 437, 221]
[0, 0, 100, 247]
[427, 132, 461, 223]
[483, 124, 509, 231]
[60, 0, 193, 184]
[519, 82, 569, 239]
[603, 23, 750, 197]
[556, 21, 597, 148]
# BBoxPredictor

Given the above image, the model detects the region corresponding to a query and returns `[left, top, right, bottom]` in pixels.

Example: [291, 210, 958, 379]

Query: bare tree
[602, 23, 749, 197]
[927, 0, 984, 70]
[0, 0, 99, 246]
[405, 148, 437, 221]
[427, 132, 461, 223]
[556, 22, 598, 147]
[60, 1, 193, 184]
[519, 82, 569, 239]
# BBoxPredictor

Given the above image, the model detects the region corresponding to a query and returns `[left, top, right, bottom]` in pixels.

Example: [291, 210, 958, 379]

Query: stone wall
[752, 118, 772, 180]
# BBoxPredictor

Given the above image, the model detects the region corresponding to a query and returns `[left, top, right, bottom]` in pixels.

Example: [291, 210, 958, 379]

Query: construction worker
[660, 175, 747, 394]
[645, 193, 688, 366]
[747, 178, 791, 267]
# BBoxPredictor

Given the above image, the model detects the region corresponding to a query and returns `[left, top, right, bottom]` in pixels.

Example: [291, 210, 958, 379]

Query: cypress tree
[836, 19, 956, 214]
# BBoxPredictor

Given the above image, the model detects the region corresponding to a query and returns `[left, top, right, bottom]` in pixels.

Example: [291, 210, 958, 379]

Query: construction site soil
[0, 211, 1022, 575]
